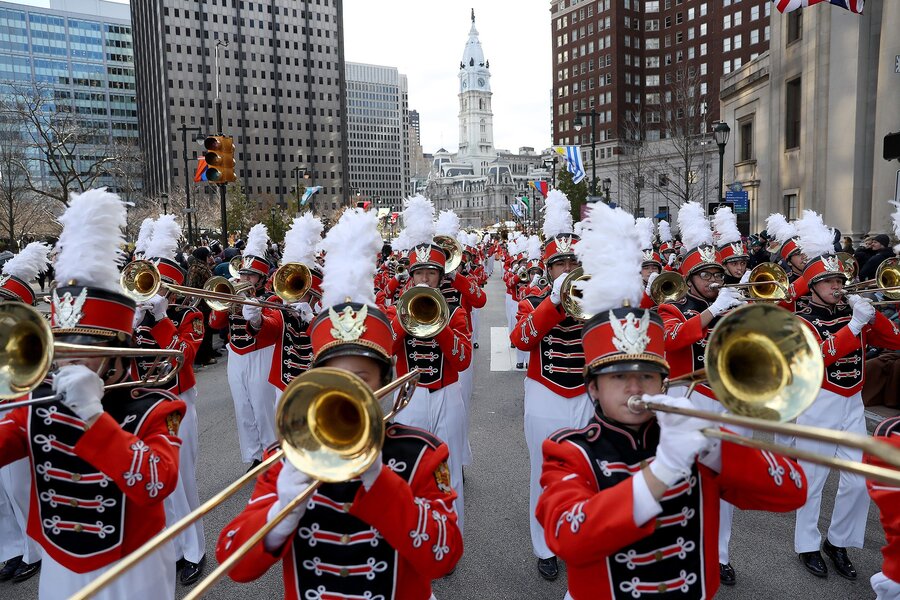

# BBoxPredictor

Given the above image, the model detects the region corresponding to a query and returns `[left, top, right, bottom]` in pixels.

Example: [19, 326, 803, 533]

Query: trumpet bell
[397, 286, 450, 338]
[434, 234, 463, 273]
[559, 267, 591, 321]
[706, 303, 823, 422]
[0, 303, 53, 399]
[277, 368, 383, 482]
[120, 260, 161, 302]
[876, 258, 900, 300]
[273, 263, 312, 304]
[650, 271, 687, 305]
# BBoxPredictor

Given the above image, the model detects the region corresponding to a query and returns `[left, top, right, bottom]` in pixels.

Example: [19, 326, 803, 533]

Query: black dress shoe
[246, 458, 262, 473]
[799, 551, 828, 578]
[12, 560, 40, 583]
[0, 556, 22, 581]
[509, 342, 515, 348]
[822, 539, 857, 580]
[180, 555, 206, 585]
[719, 562, 736, 586]
[175, 557, 187, 572]
[515, 362, 524, 370]
[473, 342, 479, 349]
[537, 557, 559, 581]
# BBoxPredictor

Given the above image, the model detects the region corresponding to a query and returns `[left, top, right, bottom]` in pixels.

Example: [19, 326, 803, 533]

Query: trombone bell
[650, 271, 688, 305]
[273, 263, 312, 304]
[434, 234, 463, 273]
[397, 286, 450, 338]
[0, 303, 53, 399]
[228, 255, 243, 278]
[120, 260, 161, 302]
[559, 267, 591, 321]
[877, 258, 900, 300]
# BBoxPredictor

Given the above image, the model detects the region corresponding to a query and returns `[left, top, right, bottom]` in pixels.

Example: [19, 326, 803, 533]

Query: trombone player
[0, 190, 186, 599]
[216, 208, 462, 599]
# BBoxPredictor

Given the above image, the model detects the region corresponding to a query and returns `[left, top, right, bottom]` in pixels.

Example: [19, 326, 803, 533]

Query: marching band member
[242, 214, 324, 403]
[658, 219, 678, 271]
[0, 189, 185, 599]
[131, 214, 207, 584]
[512, 190, 590, 581]
[865, 416, 900, 600]
[636, 217, 664, 310]
[791, 210, 900, 579]
[375, 231, 410, 309]
[536, 201, 807, 600]
[519, 236, 545, 299]
[0, 242, 50, 582]
[464, 233, 487, 349]
[388, 195, 472, 532]
[657, 201, 747, 584]
[209, 224, 278, 469]
[767, 213, 806, 283]
[713, 206, 750, 284]
[217, 207, 462, 599]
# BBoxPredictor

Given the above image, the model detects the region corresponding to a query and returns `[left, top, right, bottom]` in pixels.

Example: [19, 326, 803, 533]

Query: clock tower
[457, 9, 494, 173]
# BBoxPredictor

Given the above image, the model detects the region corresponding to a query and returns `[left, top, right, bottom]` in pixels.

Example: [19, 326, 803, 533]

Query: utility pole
[215, 39, 229, 247]
[178, 119, 202, 245]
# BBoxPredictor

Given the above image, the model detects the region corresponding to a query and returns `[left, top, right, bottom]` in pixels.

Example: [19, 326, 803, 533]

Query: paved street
[2, 272, 891, 599]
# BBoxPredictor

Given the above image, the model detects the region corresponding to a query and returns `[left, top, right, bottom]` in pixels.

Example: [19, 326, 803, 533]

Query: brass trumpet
[71, 367, 421, 600]
[630, 303, 900, 485]
[396, 285, 450, 338]
[434, 234, 463, 273]
[558, 266, 591, 321]
[649, 271, 688, 305]
[712, 262, 789, 302]
[0, 303, 185, 410]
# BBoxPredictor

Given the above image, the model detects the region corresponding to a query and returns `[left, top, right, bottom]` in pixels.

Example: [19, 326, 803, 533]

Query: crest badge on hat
[415, 245, 431, 265]
[610, 310, 651, 355]
[821, 255, 841, 273]
[556, 235, 573, 254]
[0, 275, 8, 288]
[52, 288, 88, 330]
[699, 246, 718, 263]
[328, 305, 368, 342]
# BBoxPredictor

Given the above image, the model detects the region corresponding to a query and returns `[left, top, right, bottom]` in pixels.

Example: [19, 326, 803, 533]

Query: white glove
[359, 454, 383, 491]
[132, 303, 148, 329]
[549, 272, 566, 305]
[645, 272, 659, 297]
[848, 294, 876, 335]
[241, 300, 262, 328]
[396, 271, 409, 283]
[530, 273, 541, 287]
[667, 253, 676, 266]
[708, 287, 745, 317]
[291, 301, 314, 323]
[739, 269, 751, 285]
[263, 460, 312, 551]
[646, 394, 713, 486]
[147, 295, 168, 322]
[52, 364, 105, 422]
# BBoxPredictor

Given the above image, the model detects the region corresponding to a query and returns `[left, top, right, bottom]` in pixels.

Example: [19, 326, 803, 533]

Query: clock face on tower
[477, 77, 485, 88]
[462, 80, 468, 89]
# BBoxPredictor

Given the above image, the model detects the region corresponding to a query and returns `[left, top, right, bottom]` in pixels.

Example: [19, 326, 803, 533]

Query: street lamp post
[292, 166, 308, 213]
[573, 110, 599, 196]
[602, 178, 612, 205]
[161, 193, 169, 216]
[714, 121, 731, 205]
[178, 119, 202, 246]
[542, 155, 559, 189]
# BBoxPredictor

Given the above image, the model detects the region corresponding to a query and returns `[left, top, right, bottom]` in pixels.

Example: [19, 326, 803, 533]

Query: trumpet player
[713, 207, 750, 285]
[209, 224, 279, 470]
[512, 191, 591, 582]
[217, 208, 462, 600]
[790, 210, 900, 580]
[130, 215, 207, 584]
[537, 201, 807, 600]
[0, 190, 185, 600]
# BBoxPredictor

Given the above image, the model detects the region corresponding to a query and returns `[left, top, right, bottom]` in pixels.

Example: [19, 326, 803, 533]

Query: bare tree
[0, 126, 47, 250]
[617, 110, 652, 216]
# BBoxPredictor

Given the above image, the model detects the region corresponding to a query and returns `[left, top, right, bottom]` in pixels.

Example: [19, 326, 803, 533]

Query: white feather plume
[282, 213, 323, 266]
[402, 195, 435, 247]
[713, 207, 741, 245]
[245, 223, 269, 258]
[55, 188, 126, 292]
[576, 203, 644, 313]
[890, 201, 900, 253]
[393, 229, 411, 252]
[543, 189, 574, 238]
[573, 221, 583, 236]
[320, 209, 381, 307]
[527, 235, 542, 261]
[765, 213, 796, 244]
[635, 217, 655, 250]
[482, 232, 491, 244]
[658, 220, 673, 244]
[2, 241, 51, 281]
[135, 218, 155, 255]
[435, 210, 460, 238]
[795, 210, 835, 260]
[145, 214, 181, 260]
[469, 232, 479, 247]
[509, 234, 523, 256]
[677, 201, 713, 249]
[456, 231, 468, 246]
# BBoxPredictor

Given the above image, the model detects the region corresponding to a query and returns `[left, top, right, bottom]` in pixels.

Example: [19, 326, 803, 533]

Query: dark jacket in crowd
[859, 247, 896, 281]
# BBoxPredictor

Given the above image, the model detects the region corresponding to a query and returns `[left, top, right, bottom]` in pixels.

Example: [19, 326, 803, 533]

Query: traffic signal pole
[216, 98, 227, 247]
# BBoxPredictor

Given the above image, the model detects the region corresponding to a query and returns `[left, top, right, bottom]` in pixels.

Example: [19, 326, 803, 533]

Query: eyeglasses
[697, 271, 725, 282]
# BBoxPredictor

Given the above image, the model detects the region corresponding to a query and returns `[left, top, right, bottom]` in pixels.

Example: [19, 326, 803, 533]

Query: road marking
[490, 326, 517, 371]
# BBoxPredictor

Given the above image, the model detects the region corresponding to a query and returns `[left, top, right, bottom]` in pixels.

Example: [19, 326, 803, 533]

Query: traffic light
[204, 135, 235, 183]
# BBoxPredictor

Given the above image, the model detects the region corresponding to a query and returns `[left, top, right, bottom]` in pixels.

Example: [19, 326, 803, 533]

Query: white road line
[490, 326, 517, 371]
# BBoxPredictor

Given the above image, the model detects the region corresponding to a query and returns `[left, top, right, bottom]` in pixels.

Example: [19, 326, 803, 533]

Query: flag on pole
[529, 180, 549, 197]
[300, 186, 323, 206]
[554, 146, 586, 184]
[518, 195, 530, 209]
[193, 157, 208, 182]
[510, 203, 523, 219]
[773, 0, 863, 13]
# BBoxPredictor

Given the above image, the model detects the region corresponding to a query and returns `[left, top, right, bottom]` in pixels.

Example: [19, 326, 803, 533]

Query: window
[724, 15, 731, 28]
[724, 38, 731, 52]
[734, 11, 742, 26]
[784, 193, 799, 220]
[787, 11, 802, 43]
[751, 5, 760, 20]
[740, 120, 753, 161]
[785, 77, 802, 149]
[751, 29, 759, 44]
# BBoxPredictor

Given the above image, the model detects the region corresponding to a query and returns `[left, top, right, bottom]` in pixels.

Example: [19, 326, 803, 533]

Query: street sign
[725, 190, 749, 213]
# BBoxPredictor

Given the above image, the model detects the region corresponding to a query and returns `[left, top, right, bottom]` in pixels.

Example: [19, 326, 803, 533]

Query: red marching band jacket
[536, 416, 807, 600]
[248, 306, 314, 391]
[512, 292, 586, 398]
[0, 386, 185, 573]
[216, 424, 462, 600]
[866, 415, 900, 586]
[132, 304, 203, 394]
[794, 299, 900, 395]
[657, 294, 720, 397]
[440, 272, 487, 335]
[208, 289, 278, 355]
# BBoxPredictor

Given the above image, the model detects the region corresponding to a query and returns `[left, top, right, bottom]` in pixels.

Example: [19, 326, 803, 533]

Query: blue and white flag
[300, 186, 323, 207]
[554, 146, 586, 185]
[510, 202, 523, 219]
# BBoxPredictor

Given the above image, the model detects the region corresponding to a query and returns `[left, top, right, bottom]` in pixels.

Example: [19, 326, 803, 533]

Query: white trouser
[872, 572, 900, 600]
[472, 307, 481, 346]
[164, 386, 205, 563]
[459, 364, 474, 466]
[794, 389, 869, 553]
[486, 256, 494, 276]
[0, 459, 41, 564]
[227, 345, 278, 463]
[39, 540, 174, 600]
[523, 378, 594, 559]
[505, 294, 527, 364]
[394, 382, 466, 533]
[688, 387, 752, 565]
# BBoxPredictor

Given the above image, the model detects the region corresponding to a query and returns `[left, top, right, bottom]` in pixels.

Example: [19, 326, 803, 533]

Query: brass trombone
[396, 285, 450, 338]
[434, 234, 463, 273]
[842, 258, 900, 300]
[711, 262, 789, 302]
[227, 254, 243, 278]
[270, 262, 312, 304]
[558, 266, 592, 321]
[628, 303, 900, 485]
[836, 251, 859, 281]
[649, 271, 688, 305]
[71, 367, 421, 600]
[0, 303, 185, 411]
[119, 259, 162, 302]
